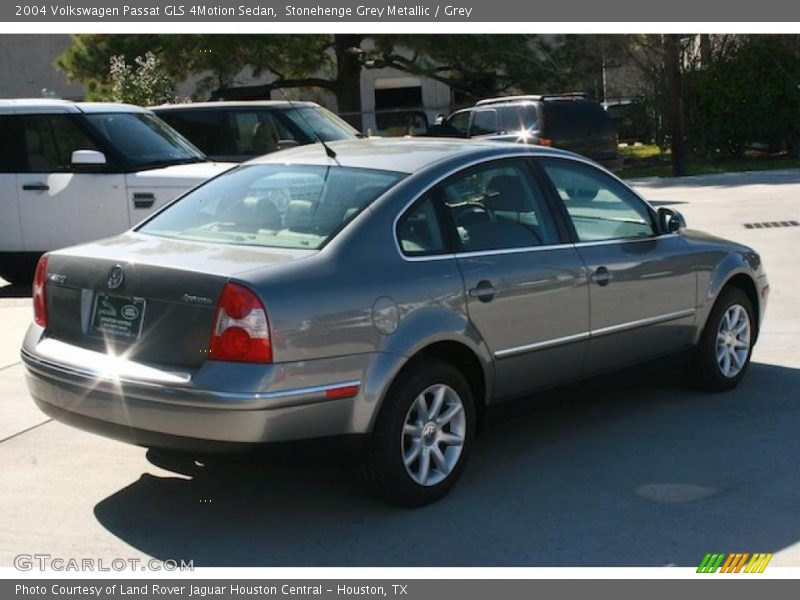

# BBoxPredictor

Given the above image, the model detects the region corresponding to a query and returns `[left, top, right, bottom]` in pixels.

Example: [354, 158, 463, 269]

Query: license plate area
[89, 293, 147, 340]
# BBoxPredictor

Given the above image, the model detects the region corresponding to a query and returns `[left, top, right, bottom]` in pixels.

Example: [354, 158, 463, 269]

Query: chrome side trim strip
[454, 243, 575, 259]
[590, 308, 696, 337]
[493, 307, 696, 359]
[494, 331, 591, 358]
[402, 235, 682, 262]
[572, 234, 679, 248]
[21, 348, 361, 410]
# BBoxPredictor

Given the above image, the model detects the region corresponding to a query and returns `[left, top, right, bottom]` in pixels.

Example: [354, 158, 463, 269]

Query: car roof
[0, 99, 147, 114]
[249, 138, 579, 174]
[150, 101, 321, 111]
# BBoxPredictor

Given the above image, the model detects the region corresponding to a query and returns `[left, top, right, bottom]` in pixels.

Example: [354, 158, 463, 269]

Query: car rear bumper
[22, 328, 399, 449]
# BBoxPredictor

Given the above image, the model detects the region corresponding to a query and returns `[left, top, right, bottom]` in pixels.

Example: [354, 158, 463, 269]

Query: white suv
[0, 99, 234, 283]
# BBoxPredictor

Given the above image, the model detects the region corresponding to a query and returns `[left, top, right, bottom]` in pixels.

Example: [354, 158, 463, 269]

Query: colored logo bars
[697, 553, 773, 573]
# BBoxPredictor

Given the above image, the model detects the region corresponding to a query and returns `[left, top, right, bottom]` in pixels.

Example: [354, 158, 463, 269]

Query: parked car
[152, 101, 362, 162]
[0, 99, 234, 284]
[22, 139, 768, 506]
[428, 94, 623, 171]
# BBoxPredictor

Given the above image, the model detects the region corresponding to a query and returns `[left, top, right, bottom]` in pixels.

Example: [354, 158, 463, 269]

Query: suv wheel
[690, 286, 755, 392]
[361, 358, 475, 507]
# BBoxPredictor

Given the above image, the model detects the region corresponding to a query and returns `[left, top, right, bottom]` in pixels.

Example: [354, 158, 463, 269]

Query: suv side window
[397, 195, 448, 257]
[23, 115, 98, 173]
[469, 109, 498, 136]
[498, 105, 537, 133]
[0, 116, 24, 172]
[158, 110, 229, 157]
[234, 111, 298, 156]
[540, 159, 655, 241]
[439, 159, 559, 252]
[445, 111, 470, 136]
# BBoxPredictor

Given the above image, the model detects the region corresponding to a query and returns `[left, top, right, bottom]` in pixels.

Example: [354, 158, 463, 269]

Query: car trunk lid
[43, 232, 312, 369]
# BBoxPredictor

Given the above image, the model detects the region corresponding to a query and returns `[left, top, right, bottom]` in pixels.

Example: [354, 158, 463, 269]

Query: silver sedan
[22, 139, 769, 506]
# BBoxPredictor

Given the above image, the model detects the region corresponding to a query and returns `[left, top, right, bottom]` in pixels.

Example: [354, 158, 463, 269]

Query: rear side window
[157, 110, 229, 157]
[497, 105, 538, 132]
[22, 115, 98, 173]
[397, 196, 447, 257]
[139, 164, 404, 250]
[542, 100, 613, 135]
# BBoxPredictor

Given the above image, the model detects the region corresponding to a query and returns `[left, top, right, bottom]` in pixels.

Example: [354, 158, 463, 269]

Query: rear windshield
[138, 164, 404, 250]
[542, 100, 613, 134]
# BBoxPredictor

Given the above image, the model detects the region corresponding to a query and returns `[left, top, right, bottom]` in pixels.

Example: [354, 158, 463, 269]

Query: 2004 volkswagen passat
[23, 139, 768, 506]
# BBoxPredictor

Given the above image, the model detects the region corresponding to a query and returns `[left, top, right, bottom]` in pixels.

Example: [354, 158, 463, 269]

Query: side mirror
[657, 207, 686, 234]
[71, 150, 107, 167]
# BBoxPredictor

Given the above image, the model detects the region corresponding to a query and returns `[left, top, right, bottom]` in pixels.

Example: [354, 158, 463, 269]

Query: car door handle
[590, 266, 611, 286]
[22, 183, 49, 192]
[133, 193, 155, 209]
[468, 280, 496, 302]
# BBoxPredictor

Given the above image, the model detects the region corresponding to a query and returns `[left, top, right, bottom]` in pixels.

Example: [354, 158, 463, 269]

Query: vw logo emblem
[107, 265, 125, 290]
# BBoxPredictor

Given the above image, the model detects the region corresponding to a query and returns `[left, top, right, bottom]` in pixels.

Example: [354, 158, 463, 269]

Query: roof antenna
[278, 88, 341, 165]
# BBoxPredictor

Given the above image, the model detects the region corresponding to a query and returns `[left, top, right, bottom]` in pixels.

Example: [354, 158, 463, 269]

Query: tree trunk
[665, 34, 686, 177]
[333, 34, 365, 131]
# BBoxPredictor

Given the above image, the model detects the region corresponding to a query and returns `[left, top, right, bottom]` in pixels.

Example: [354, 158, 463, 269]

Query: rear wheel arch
[377, 340, 490, 434]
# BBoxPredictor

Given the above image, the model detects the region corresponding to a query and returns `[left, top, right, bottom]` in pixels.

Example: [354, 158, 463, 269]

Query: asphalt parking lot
[1, 169, 798, 567]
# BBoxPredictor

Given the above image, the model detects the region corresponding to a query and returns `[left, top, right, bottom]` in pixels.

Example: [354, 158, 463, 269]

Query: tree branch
[210, 78, 337, 100]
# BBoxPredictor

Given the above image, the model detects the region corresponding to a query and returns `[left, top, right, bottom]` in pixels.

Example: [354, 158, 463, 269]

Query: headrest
[284, 200, 314, 232]
[25, 128, 42, 153]
[485, 175, 531, 212]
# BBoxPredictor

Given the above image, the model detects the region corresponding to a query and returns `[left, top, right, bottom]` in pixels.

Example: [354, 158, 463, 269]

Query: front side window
[282, 106, 361, 142]
[139, 164, 404, 250]
[235, 111, 298, 156]
[83, 112, 204, 170]
[470, 109, 498, 136]
[23, 115, 98, 172]
[540, 159, 655, 241]
[439, 160, 560, 252]
[0, 116, 24, 172]
[446, 111, 471, 136]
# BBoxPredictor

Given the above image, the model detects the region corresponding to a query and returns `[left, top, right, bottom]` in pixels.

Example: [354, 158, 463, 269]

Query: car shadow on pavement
[0, 281, 31, 299]
[93, 359, 800, 566]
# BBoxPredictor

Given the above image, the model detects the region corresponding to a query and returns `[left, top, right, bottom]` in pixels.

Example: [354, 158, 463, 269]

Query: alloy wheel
[401, 384, 466, 486]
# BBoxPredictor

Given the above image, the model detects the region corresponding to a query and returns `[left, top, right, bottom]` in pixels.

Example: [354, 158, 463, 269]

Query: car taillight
[209, 282, 272, 363]
[538, 137, 553, 147]
[32, 255, 48, 328]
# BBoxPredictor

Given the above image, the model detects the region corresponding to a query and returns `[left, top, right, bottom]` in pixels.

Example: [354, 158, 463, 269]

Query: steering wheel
[454, 202, 495, 228]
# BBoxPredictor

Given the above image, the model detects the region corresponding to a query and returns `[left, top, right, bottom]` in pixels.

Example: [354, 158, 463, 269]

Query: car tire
[690, 286, 756, 393]
[361, 358, 475, 507]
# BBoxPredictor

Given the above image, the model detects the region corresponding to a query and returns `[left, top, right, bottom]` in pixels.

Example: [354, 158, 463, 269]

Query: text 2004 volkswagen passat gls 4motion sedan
[23, 139, 768, 506]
